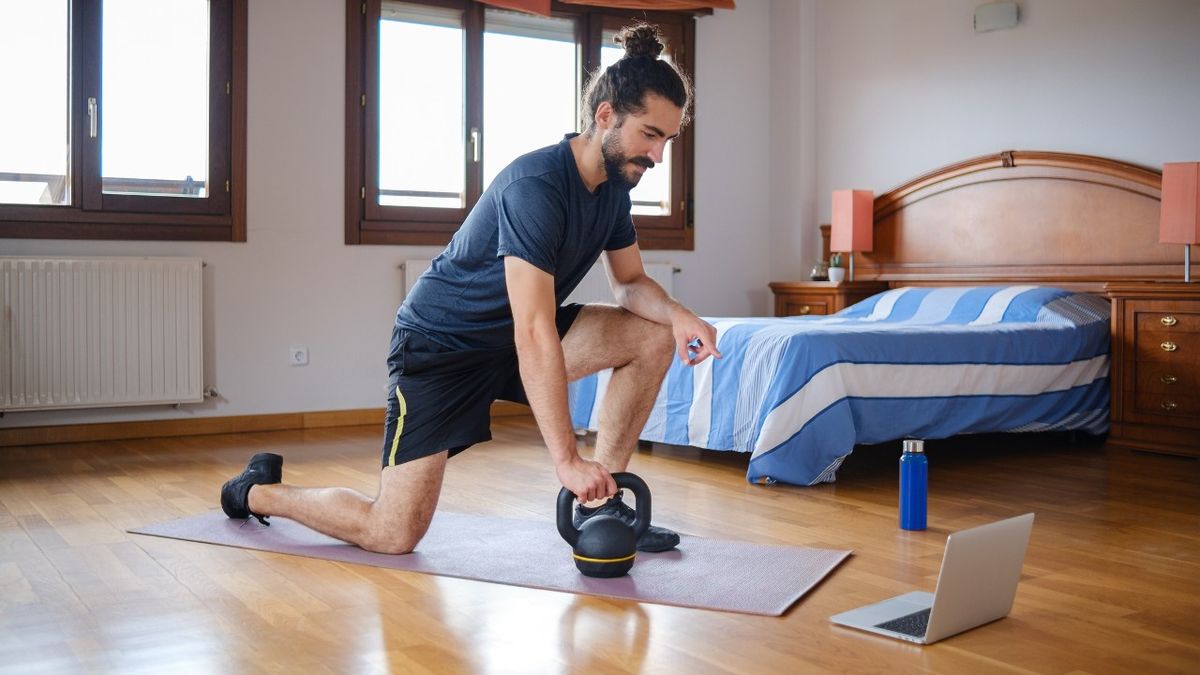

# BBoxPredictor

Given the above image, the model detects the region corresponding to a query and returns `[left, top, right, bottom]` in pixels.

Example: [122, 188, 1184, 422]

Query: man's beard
[601, 130, 654, 191]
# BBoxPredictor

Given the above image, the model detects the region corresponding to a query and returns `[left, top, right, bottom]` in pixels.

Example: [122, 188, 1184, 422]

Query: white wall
[768, 0, 818, 284]
[689, 0, 774, 315]
[805, 0, 1200, 263]
[0, 0, 771, 428]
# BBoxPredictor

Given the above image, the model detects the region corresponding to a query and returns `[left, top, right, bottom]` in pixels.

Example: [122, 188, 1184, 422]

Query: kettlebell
[556, 472, 652, 578]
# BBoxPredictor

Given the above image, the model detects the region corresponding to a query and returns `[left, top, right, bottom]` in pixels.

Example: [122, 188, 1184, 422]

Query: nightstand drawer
[779, 297, 830, 316]
[1132, 392, 1200, 420]
[1136, 310, 1200, 333]
[1135, 364, 1197, 394]
[769, 281, 890, 318]
[1133, 333, 1200, 363]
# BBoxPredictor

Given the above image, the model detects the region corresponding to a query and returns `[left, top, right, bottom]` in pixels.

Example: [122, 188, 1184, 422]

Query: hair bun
[615, 24, 664, 59]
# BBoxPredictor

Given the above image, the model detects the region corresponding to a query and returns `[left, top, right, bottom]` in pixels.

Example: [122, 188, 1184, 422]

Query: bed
[571, 285, 1110, 485]
[567, 150, 1181, 486]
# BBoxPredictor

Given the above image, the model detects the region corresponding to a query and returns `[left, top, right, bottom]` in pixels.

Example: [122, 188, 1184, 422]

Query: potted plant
[828, 252, 846, 283]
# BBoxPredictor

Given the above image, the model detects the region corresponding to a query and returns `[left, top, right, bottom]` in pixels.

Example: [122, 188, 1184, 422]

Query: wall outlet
[290, 346, 309, 366]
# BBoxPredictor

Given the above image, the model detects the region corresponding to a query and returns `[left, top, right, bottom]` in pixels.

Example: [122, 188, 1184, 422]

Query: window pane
[601, 35, 672, 217]
[0, 0, 70, 205]
[483, 10, 576, 190]
[379, 2, 465, 209]
[101, 0, 210, 198]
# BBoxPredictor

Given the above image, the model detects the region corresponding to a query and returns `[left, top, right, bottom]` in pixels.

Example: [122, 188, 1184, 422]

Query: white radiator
[402, 259, 677, 303]
[1, 256, 204, 412]
[403, 259, 429, 296]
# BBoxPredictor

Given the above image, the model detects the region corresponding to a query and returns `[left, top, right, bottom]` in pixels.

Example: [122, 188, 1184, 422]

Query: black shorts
[381, 303, 585, 467]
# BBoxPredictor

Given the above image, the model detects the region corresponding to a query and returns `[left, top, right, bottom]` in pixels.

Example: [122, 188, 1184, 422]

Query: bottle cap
[903, 439, 924, 453]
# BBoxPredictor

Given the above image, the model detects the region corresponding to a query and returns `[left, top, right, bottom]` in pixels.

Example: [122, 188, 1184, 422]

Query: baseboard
[0, 401, 532, 448]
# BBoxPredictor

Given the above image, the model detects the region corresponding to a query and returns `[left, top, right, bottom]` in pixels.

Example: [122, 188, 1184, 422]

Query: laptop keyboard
[874, 608, 931, 637]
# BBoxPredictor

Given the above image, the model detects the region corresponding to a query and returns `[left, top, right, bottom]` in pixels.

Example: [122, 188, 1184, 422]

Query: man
[221, 24, 720, 554]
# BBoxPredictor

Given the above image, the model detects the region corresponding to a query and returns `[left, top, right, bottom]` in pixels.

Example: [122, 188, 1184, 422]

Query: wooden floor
[2, 418, 1198, 674]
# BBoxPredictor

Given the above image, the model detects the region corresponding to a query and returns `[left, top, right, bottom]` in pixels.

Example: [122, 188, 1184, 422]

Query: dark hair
[581, 23, 693, 135]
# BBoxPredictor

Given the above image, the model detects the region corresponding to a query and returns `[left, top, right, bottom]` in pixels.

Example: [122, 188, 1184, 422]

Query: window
[482, 9, 578, 192]
[346, 0, 696, 249]
[0, 0, 247, 241]
[378, 3, 466, 209]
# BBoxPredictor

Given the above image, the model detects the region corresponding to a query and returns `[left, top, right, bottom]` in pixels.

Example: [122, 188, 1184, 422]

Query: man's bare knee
[362, 452, 446, 555]
[563, 305, 675, 379]
[602, 308, 671, 361]
[358, 496, 437, 554]
[625, 319, 673, 374]
[360, 519, 423, 555]
[642, 320, 673, 359]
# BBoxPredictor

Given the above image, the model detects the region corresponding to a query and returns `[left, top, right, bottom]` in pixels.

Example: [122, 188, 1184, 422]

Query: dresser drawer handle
[1160, 341, 1177, 352]
[1160, 315, 1177, 327]
[1160, 374, 1178, 385]
[1160, 400, 1178, 412]
[797, 305, 812, 315]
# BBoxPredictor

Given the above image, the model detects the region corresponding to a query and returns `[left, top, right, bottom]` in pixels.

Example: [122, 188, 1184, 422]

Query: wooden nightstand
[1106, 281, 1200, 457]
[768, 281, 890, 317]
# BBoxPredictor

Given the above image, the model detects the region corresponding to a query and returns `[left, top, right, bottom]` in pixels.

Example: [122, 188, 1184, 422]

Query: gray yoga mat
[130, 510, 850, 616]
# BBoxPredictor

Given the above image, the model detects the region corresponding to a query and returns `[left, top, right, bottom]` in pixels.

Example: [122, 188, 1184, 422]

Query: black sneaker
[573, 490, 680, 552]
[220, 452, 283, 526]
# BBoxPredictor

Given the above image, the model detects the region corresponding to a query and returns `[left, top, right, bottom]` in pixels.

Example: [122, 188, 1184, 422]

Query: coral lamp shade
[831, 189, 874, 252]
[1160, 162, 1200, 245]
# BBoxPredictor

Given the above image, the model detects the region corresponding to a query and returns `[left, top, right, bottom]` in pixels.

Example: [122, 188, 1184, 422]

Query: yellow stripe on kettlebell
[572, 552, 636, 564]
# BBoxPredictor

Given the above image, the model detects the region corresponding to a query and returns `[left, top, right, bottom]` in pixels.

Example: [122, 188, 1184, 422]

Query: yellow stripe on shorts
[387, 385, 408, 466]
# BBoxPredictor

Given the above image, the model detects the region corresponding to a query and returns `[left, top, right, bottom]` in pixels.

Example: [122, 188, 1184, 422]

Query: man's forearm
[513, 325, 579, 465]
[613, 272, 722, 366]
[612, 274, 683, 326]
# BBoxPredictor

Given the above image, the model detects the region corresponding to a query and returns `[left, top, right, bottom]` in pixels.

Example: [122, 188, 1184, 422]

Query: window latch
[470, 127, 480, 163]
[88, 97, 98, 138]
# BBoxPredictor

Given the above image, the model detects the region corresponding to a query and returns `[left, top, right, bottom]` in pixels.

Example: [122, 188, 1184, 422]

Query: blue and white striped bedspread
[568, 286, 1111, 486]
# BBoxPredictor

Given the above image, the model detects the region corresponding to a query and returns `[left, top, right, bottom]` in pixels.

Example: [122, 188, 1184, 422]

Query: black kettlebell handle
[556, 471, 652, 548]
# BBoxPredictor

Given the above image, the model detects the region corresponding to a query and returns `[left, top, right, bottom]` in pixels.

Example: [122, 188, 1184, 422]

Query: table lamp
[1160, 162, 1199, 283]
[831, 189, 874, 281]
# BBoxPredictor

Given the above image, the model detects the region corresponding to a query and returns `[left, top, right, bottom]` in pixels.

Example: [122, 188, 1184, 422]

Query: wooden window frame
[0, 0, 248, 242]
[345, 0, 695, 249]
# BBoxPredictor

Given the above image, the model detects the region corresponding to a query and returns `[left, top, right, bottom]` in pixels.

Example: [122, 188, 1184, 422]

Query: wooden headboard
[821, 151, 1193, 291]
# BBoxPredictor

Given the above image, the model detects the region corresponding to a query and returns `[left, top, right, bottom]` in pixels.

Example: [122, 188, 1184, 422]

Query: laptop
[830, 513, 1034, 644]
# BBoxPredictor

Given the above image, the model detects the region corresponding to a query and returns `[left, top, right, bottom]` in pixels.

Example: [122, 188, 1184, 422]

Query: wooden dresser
[1106, 282, 1200, 457]
[768, 281, 890, 317]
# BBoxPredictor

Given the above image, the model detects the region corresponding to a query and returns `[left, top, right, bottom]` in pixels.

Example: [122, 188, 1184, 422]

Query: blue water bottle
[899, 439, 927, 531]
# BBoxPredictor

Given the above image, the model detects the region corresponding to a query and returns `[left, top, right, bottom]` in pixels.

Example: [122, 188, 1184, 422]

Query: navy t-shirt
[395, 133, 637, 350]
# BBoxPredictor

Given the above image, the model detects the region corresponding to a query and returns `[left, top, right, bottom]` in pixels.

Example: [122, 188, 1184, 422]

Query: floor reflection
[557, 596, 651, 672]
